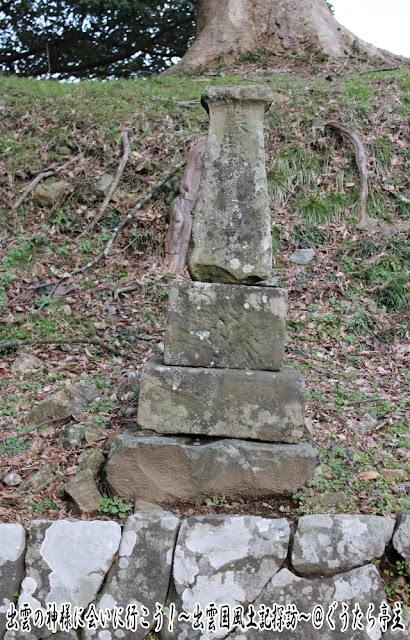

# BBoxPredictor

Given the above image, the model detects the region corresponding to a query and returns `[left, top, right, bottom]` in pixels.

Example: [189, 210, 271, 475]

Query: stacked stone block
[107, 86, 316, 503]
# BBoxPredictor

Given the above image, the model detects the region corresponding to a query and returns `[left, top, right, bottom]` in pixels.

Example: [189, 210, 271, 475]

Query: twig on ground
[9, 160, 183, 305]
[81, 132, 130, 235]
[0, 338, 124, 357]
[113, 283, 141, 299]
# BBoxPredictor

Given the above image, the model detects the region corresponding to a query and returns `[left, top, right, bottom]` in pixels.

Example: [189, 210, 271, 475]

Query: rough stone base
[105, 432, 317, 504]
[164, 281, 287, 370]
[137, 358, 305, 443]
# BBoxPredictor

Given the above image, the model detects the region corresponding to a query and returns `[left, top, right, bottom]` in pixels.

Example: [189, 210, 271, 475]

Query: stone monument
[106, 86, 317, 503]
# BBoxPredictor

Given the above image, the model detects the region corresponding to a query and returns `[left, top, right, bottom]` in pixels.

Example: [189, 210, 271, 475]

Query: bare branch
[81, 131, 130, 235]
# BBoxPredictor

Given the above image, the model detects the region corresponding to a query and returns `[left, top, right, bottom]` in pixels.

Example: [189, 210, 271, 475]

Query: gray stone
[290, 248, 315, 264]
[0, 524, 26, 638]
[94, 173, 115, 196]
[381, 468, 407, 482]
[3, 471, 23, 487]
[77, 448, 105, 478]
[64, 469, 102, 513]
[164, 282, 287, 370]
[15, 520, 121, 637]
[134, 500, 165, 513]
[393, 512, 410, 576]
[291, 514, 395, 576]
[83, 424, 105, 443]
[306, 490, 348, 508]
[229, 565, 388, 640]
[117, 371, 140, 397]
[256, 276, 279, 286]
[50, 632, 78, 640]
[162, 515, 289, 640]
[105, 432, 317, 504]
[84, 510, 180, 640]
[349, 412, 378, 435]
[137, 358, 305, 443]
[12, 353, 44, 373]
[33, 179, 67, 207]
[23, 464, 52, 490]
[58, 423, 86, 449]
[188, 85, 273, 284]
[25, 379, 100, 426]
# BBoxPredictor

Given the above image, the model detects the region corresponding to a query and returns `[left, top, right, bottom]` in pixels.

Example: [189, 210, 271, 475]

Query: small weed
[99, 495, 133, 518]
[207, 495, 227, 507]
[0, 437, 28, 455]
[27, 497, 63, 514]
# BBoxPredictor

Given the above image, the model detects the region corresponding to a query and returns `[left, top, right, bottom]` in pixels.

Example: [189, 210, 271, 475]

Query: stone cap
[201, 85, 273, 113]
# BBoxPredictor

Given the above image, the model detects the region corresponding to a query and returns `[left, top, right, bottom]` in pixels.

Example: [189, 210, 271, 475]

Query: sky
[331, 0, 410, 58]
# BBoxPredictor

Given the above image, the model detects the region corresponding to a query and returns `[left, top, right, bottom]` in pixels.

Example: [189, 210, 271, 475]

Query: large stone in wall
[84, 509, 180, 640]
[164, 282, 287, 371]
[188, 85, 273, 284]
[105, 432, 317, 504]
[393, 511, 410, 577]
[291, 514, 395, 577]
[0, 524, 26, 638]
[6, 520, 121, 638]
[137, 358, 304, 443]
[228, 565, 389, 640]
[160, 514, 289, 640]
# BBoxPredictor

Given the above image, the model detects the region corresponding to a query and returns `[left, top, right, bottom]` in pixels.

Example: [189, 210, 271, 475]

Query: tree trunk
[165, 0, 395, 74]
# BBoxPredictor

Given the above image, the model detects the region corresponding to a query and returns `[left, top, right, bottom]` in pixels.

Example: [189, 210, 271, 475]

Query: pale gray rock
[64, 469, 102, 513]
[163, 515, 289, 639]
[25, 379, 100, 427]
[105, 432, 317, 504]
[12, 353, 44, 373]
[349, 412, 378, 435]
[290, 248, 315, 264]
[117, 371, 140, 397]
[306, 490, 348, 508]
[77, 448, 105, 479]
[0, 524, 26, 638]
[164, 282, 287, 371]
[83, 424, 105, 443]
[137, 358, 305, 443]
[393, 512, 410, 576]
[33, 179, 67, 207]
[134, 500, 165, 513]
[229, 565, 388, 640]
[15, 520, 120, 637]
[94, 173, 114, 196]
[84, 510, 180, 640]
[188, 85, 273, 284]
[291, 514, 395, 576]
[23, 464, 52, 490]
[58, 423, 86, 449]
[3, 471, 23, 487]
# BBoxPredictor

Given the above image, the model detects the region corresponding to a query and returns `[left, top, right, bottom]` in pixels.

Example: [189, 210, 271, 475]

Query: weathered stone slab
[105, 432, 317, 504]
[0, 524, 26, 638]
[164, 282, 287, 370]
[84, 510, 180, 640]
[25, 379, 100, 426]
[229, 565, 388, 640]
[13, 520, 121, 637]
[160, 515, 289, 640]
[393, 511, 410, 576]
[291, 514, 395, 577]
[188, 85, 273, 284]
[64, 468, 102, 513]
[137, 358, 304, 443]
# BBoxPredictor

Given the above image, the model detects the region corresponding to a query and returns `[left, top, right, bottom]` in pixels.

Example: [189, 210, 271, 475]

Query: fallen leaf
[358, 470, 380, 481]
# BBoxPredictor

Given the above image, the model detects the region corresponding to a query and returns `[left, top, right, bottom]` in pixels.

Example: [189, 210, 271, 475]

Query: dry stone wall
[0, 511, 408, 639]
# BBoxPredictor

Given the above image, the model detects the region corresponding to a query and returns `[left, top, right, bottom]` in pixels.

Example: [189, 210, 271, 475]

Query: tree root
[80, 131, 130, 235]
[0, 338, 125, 356]
[326, 121, 410, 237]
